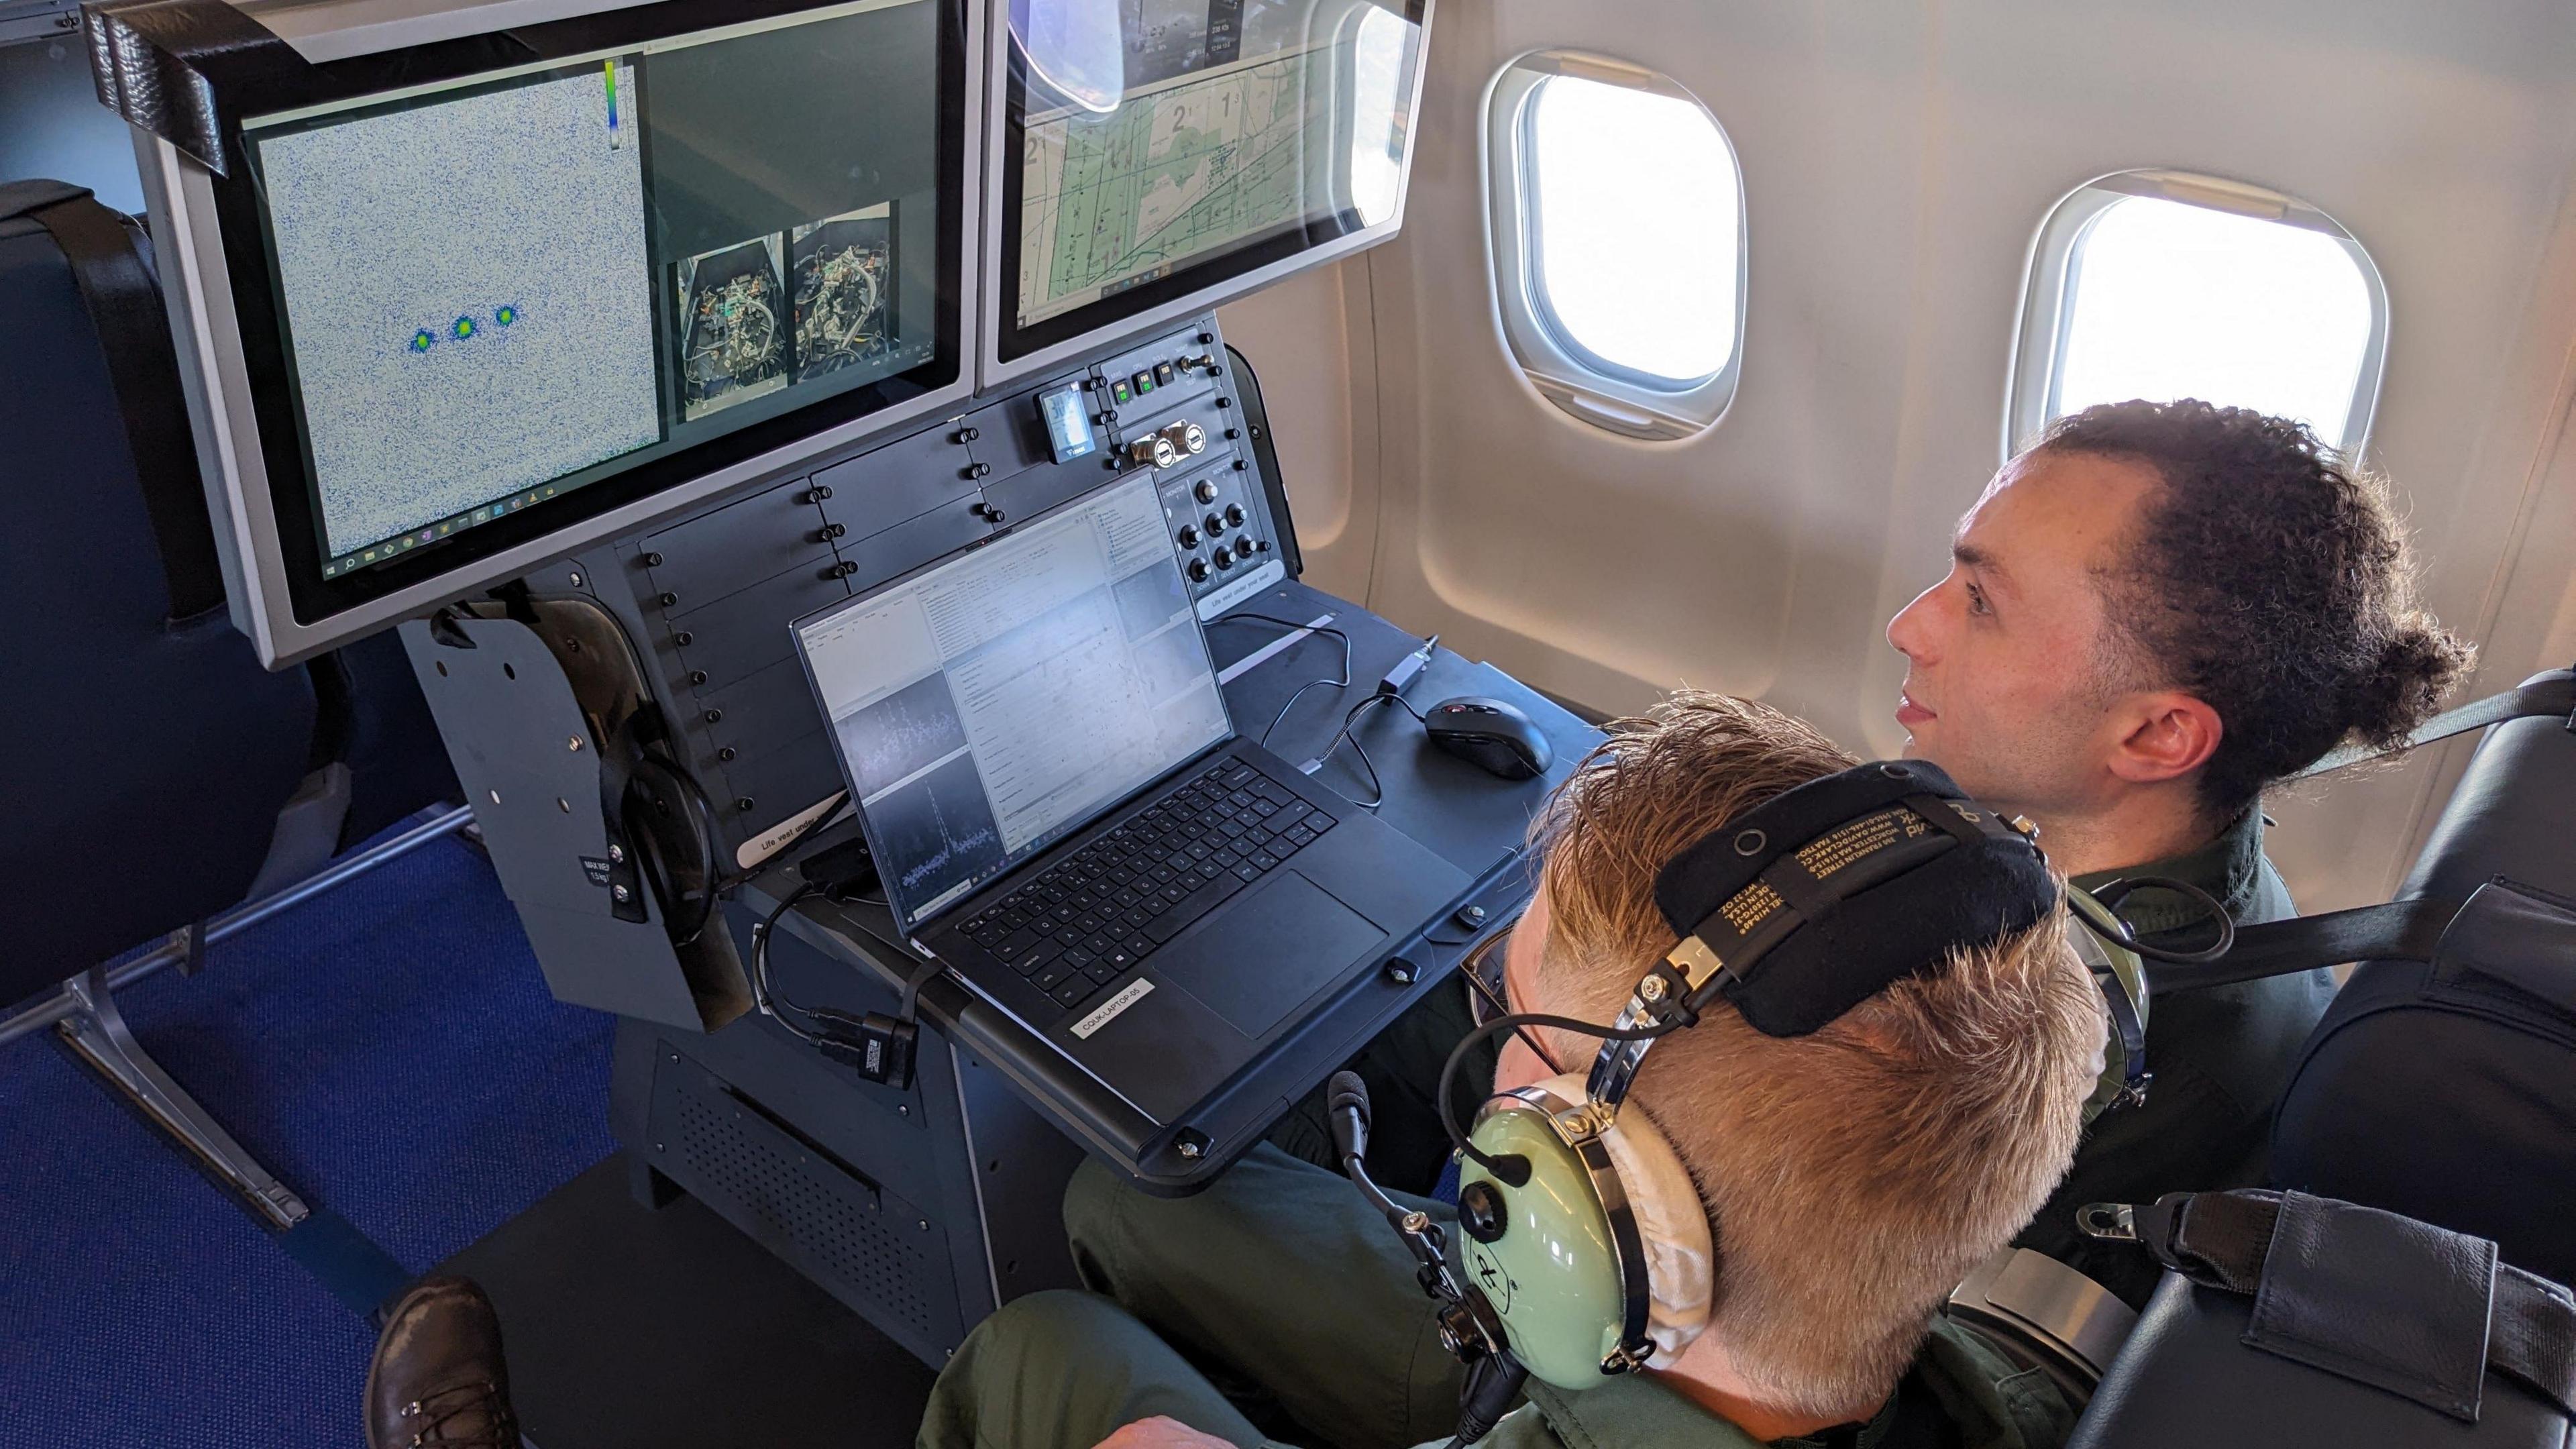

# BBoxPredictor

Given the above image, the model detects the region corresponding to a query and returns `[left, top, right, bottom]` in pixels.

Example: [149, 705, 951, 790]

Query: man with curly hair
[1886, 398, 2471, 1301]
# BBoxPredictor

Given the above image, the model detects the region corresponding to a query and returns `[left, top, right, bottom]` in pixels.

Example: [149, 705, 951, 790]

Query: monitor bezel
[976, 0, 1432, 390]
[141, 0, 984, 667]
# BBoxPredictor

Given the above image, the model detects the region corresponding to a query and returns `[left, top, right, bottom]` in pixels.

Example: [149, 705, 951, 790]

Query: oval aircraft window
[2007, 172, 2387, 458]
[1487, 53, 1746, 440]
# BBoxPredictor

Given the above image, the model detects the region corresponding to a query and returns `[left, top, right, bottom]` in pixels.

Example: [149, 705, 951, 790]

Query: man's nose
[1887, 586, 1939, 662]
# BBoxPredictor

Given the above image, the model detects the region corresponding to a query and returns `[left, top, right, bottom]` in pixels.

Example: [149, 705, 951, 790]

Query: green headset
[1407, 759, 2077, 1398]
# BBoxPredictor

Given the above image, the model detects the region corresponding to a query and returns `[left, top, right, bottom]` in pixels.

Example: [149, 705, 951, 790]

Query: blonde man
[918, 694, 2106, 1449]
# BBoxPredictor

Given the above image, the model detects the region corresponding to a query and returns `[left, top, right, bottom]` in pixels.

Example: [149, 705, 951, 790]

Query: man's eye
[1965, 582, 1991, 616]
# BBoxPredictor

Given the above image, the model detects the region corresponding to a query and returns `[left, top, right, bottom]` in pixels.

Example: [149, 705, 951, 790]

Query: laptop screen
[794, 476, 1232, 930]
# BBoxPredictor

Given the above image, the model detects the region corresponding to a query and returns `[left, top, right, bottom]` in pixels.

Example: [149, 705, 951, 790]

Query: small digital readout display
[1038, 382, 1097, 463]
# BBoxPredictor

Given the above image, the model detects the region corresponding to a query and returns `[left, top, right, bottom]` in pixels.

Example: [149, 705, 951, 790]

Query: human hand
[1093, 1415, 1238, 1449]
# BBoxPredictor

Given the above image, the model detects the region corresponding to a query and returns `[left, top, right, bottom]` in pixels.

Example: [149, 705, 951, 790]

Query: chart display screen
[1000, 0, 1424, 360]
[237, 0, 953, 581]
[796, 476, 1230, 928]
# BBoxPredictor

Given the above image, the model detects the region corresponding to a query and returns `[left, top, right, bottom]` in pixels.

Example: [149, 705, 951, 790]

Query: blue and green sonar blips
[400, 303, 523, 354]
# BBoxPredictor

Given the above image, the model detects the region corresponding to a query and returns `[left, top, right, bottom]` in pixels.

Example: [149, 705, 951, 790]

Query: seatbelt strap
[21, 191, 227, 623]
[2135, 1189, 2576, 1419]
[2292, 674, 2576, 780]
[2140, 896, 2459, 996]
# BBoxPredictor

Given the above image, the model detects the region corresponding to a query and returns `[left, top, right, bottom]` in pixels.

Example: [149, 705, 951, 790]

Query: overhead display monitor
[134, 0, 975, 665]
[987, 0, 1430, 381]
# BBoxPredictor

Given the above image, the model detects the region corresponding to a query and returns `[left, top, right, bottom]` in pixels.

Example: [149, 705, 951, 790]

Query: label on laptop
[1071, 978, 1155, 1039]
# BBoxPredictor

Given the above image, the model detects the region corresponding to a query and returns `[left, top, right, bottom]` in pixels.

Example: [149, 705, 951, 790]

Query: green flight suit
[2017, 809, 2330, 1307]
[924, 1146, 2075, 1449]
[1025, 808, 2319, 1449]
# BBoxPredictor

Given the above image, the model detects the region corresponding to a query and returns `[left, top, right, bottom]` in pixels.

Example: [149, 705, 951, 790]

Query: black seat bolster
[2072, 1191, 2576, 1448]
[2271, 674, 2576, 1289]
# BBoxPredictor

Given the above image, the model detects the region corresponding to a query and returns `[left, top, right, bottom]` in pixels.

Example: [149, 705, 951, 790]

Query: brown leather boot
[366, 1276, 523, 1448]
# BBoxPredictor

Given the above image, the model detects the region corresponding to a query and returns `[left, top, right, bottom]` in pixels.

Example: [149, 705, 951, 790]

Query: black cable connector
[804, 1007, 919, 1089]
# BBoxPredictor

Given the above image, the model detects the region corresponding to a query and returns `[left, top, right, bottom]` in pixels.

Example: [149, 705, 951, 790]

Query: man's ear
[2107, 690, 2222, 784]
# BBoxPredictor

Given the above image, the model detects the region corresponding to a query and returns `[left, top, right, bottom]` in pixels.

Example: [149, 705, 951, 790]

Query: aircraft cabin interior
[7, 0, 2576, 1445]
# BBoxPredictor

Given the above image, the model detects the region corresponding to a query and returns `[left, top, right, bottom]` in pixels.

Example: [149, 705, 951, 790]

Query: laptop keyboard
[955, 759, 1338, 1015]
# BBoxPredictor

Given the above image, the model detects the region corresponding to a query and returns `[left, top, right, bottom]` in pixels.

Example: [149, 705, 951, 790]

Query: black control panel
[1085, 324, 1290, 618]
[556, 314, 1295, 872]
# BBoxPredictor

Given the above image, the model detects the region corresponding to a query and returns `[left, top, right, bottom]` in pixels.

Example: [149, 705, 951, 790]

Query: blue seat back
[0, 181, 315, 998]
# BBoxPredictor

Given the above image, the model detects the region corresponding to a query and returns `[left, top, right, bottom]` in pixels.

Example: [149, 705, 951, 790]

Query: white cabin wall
[1216, 266, 1381, 602]
[1222, 0, 2576, 911]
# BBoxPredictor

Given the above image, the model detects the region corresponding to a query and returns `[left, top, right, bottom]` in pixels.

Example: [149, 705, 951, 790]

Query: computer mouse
[1424, 696, 1553, 781]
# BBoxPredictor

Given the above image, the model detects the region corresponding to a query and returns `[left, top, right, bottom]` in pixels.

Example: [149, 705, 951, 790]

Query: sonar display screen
[239, 0, 947, 580]
[255, 67, 661, 564]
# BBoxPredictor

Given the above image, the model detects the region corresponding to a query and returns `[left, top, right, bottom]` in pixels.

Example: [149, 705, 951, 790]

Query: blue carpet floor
[0, 827, 616, 1448]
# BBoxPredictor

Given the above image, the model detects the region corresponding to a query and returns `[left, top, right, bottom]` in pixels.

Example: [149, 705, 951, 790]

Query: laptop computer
[791, 474, 1469, 1126]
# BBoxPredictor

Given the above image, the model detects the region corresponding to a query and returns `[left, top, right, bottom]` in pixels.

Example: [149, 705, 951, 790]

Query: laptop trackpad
[1153, 871, 1386, 1036]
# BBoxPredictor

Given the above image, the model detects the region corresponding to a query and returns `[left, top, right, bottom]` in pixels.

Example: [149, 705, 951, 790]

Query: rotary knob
[1193, 479, 1219, 504]
[1223, 502, 1245, 527]
[1204, 511, 1226, 537]
[1186, 557, 1210, 582]
[1177, 524, 1201, 548]
[1234, 536, 1254, 560]
[1213, 549, 1236, 571]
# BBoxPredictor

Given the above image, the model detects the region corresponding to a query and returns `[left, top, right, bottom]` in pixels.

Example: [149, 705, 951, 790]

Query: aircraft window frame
[1483, 50, 1746, 441]
[2004, 169, 2390, 461]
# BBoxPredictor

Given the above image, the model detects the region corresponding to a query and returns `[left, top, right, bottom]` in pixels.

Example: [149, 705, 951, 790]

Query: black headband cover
[1650, 759, 2058, 1037]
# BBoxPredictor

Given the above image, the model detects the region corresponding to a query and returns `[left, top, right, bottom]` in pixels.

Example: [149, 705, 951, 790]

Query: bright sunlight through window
[1347, 6, 1409, 225]
[2055, 196, 2375, 445]
[1526, 74, 1739, 386]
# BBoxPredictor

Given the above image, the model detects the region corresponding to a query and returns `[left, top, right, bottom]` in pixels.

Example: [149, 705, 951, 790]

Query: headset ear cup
[1587, 1089, 1714, 1358]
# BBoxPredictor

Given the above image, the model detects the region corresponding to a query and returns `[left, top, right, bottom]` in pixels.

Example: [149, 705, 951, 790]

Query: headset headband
[1587, 759, 2058, 1104]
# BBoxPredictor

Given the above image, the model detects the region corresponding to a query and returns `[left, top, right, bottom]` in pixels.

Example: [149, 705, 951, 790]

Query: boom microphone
[1329, 1069, 1373, 1165]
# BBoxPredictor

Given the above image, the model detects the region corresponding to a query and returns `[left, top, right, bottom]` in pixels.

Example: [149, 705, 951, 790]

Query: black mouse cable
[1208, 612, 1355, 745]
[1313, 691, 1428, 810]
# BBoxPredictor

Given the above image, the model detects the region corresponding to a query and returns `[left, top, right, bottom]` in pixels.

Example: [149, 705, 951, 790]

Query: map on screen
[254, 66, 662, 560]
[1015, 44, 1335, 328]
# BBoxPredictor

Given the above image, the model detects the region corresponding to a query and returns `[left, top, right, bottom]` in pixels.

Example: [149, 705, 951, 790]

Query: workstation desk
[599, 579, 1603, 1371]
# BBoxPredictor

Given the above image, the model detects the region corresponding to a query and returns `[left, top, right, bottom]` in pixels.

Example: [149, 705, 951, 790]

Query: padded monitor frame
[977, 0, 1432, 389]
[132, 0, 985, 667]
